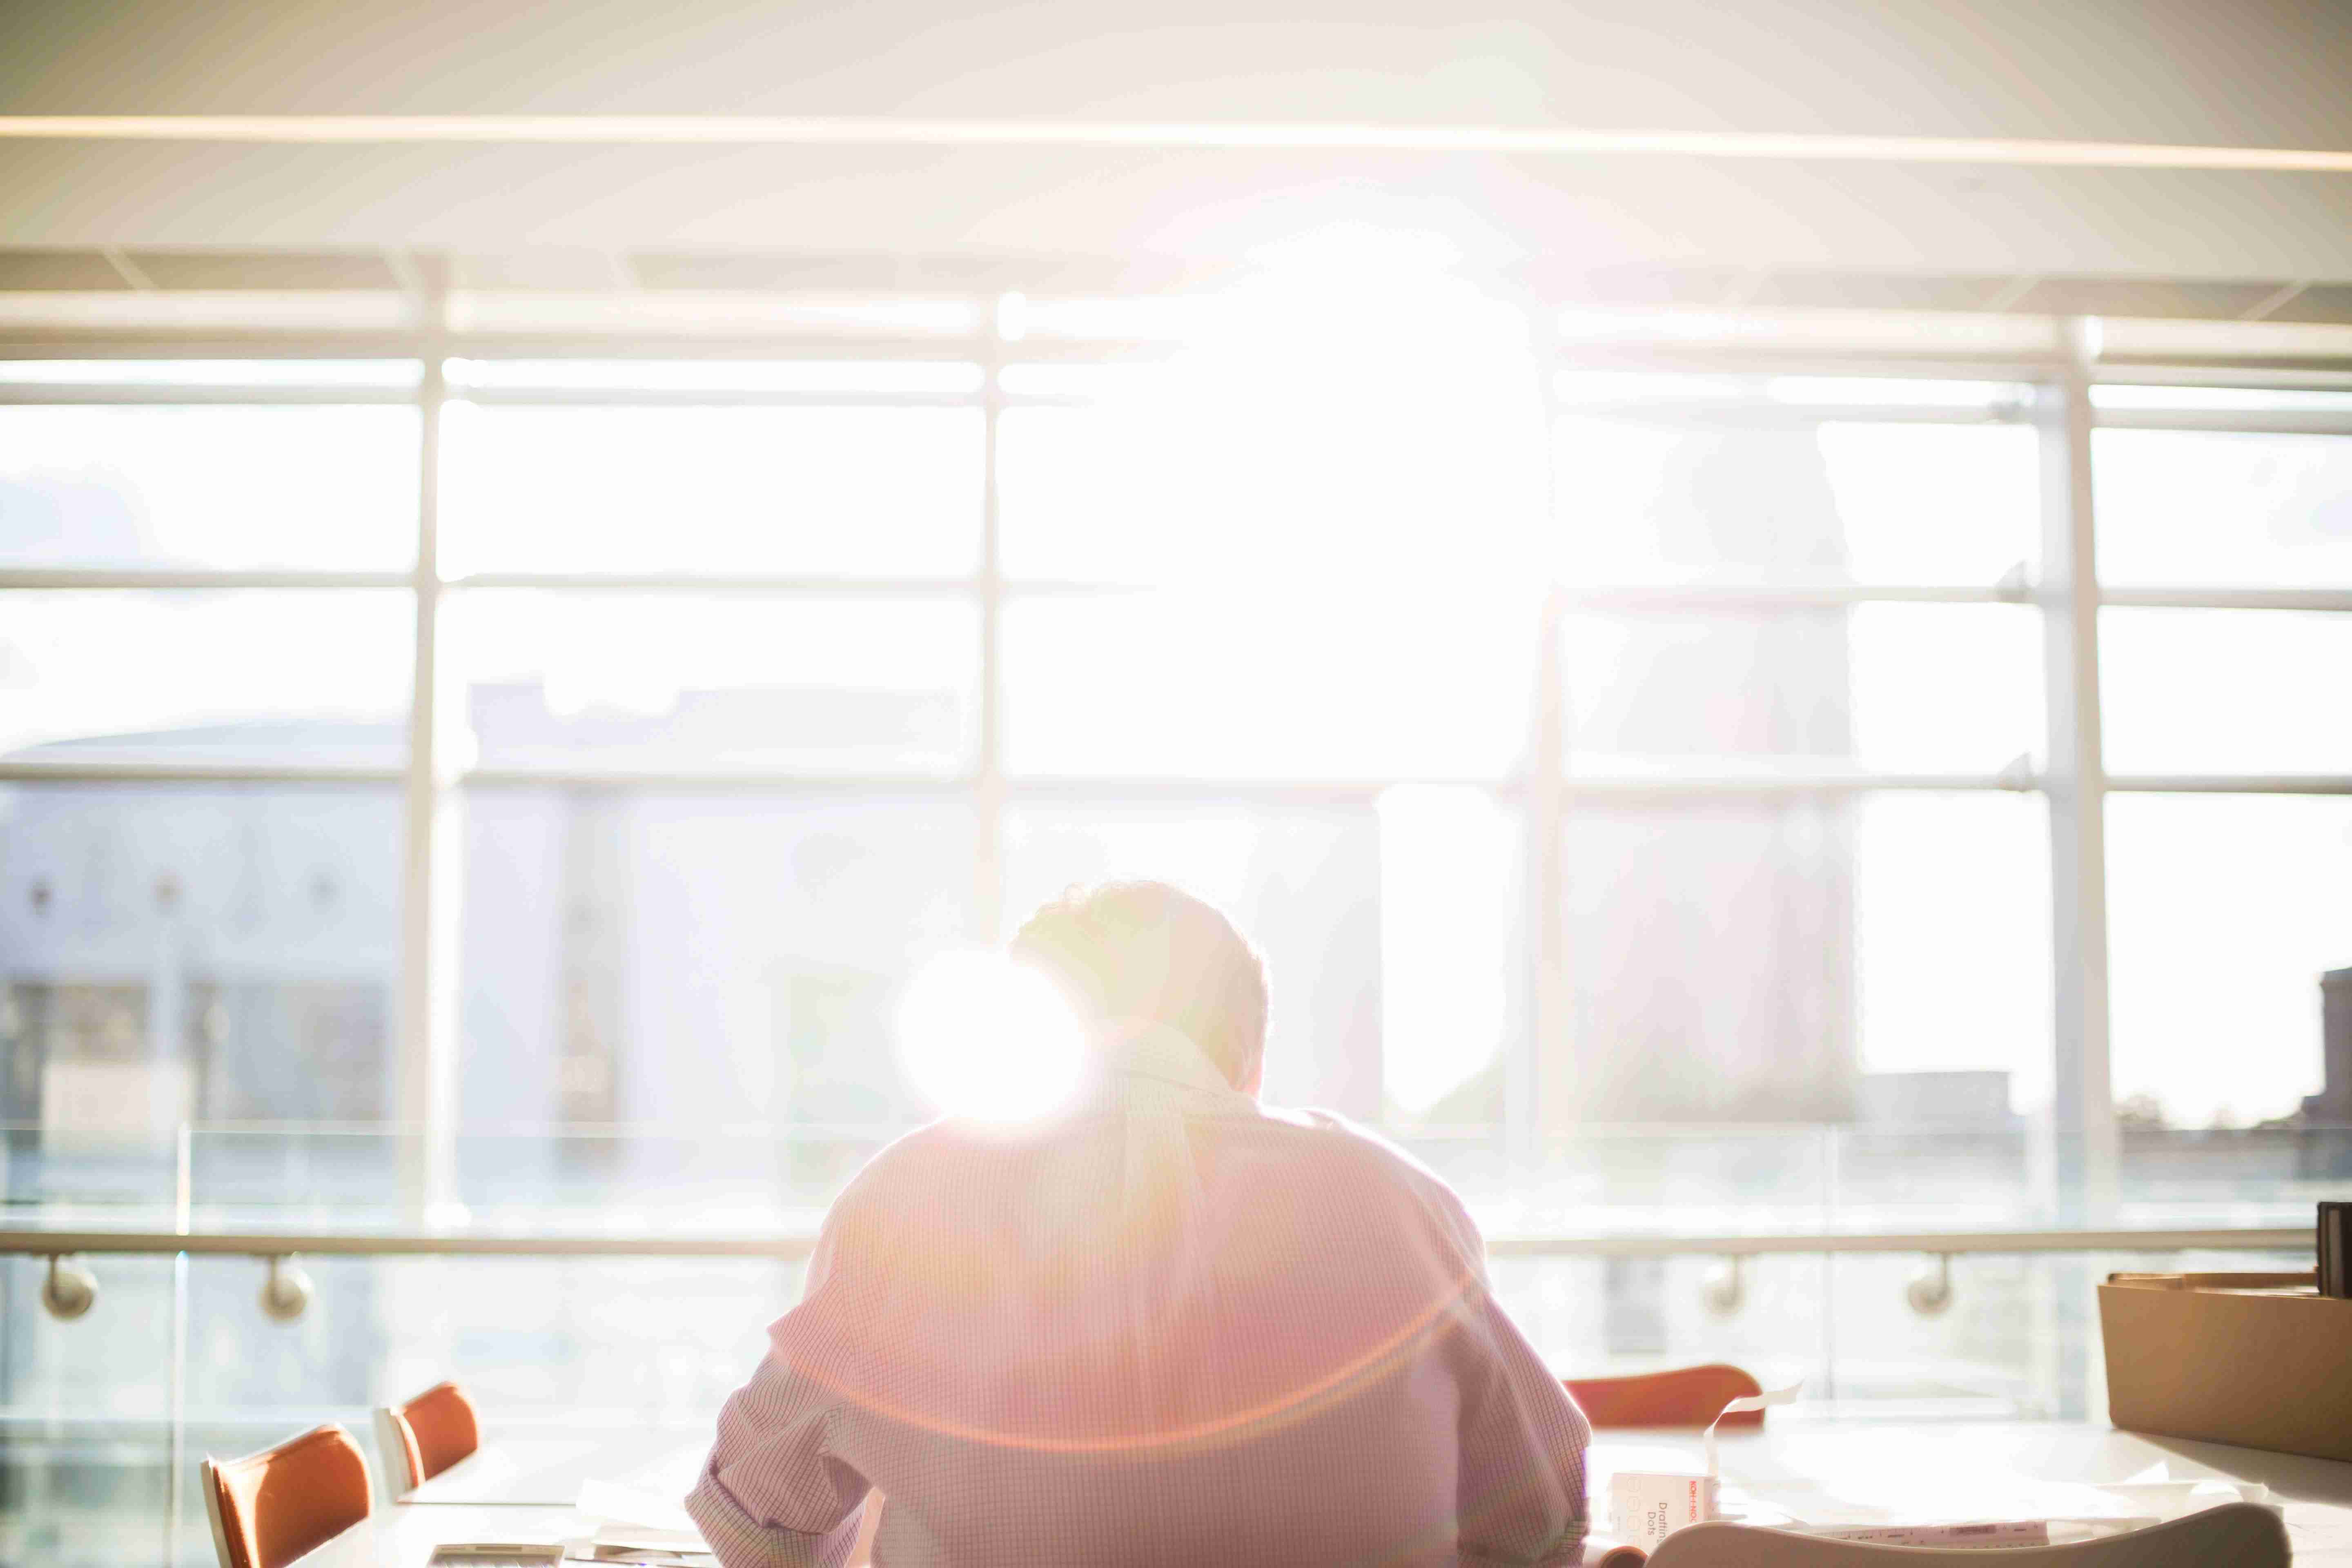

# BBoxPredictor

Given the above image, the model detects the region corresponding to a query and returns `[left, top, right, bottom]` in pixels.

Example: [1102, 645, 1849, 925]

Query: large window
[7, 298, 2350, 1475]
[2093, 388, 2352, 1130]
[2, 302, 2347, 1215]
[0, 370, 413, 1160]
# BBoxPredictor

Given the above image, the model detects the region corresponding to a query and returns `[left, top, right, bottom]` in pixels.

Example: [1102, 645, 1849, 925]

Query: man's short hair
[1009, 880, 1269, 1089]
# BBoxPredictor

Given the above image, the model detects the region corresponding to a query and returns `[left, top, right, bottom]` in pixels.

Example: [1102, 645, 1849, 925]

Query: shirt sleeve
[1440, 1196, 1592, 1566]
[686, 1217, 875, 1568]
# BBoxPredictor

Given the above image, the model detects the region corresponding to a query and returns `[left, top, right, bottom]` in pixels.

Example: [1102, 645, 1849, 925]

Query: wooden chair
[372, 1379, 483, 1496]
[1566, 1364, 1766, 1430]
[1645, 1500, 2288, 1566]
[200, 1424, 374, 1568]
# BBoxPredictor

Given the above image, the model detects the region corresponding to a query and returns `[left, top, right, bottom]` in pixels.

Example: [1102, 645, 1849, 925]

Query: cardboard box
[2100, 1271, 2352, 1462]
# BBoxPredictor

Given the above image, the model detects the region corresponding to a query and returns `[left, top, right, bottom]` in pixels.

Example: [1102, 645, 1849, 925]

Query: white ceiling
[9, 0, 2351, 144]
[3, 0, 2350, 280]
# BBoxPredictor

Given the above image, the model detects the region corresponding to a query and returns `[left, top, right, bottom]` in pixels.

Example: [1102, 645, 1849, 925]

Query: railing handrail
[7, 1117, 2352, 1138]
[0, 1224, 2310, 1261]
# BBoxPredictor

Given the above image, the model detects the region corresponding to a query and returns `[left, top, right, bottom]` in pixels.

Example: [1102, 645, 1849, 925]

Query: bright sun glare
[895, 950, 1089, 1125]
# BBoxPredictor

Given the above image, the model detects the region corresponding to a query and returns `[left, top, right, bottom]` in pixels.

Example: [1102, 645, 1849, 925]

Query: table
[1631, 1421, 2352, 1564]
[404, 1425, 710, 1508]
[329, 1419, 2352, 1564]
[305, 1504, 595, 1568]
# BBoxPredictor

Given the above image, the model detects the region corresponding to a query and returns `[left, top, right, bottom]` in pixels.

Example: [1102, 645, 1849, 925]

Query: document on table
[588, 1528, 710, 1554]
[573, 1546, 715, 1565]
[1724, 1464, 2275, 1546]
[575, 1481, 699, 1536]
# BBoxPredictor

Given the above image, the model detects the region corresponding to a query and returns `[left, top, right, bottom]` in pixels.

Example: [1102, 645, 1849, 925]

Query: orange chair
[1565, 1363, 1766, 1429]
[373, 1379, 483, 1495]
[200, 1424, 374, 1568]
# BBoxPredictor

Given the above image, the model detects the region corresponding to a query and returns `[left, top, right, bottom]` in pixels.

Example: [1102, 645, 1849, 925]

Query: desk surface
[350, 1419, 2352, 1564]
[405, 1425, 709, 1508]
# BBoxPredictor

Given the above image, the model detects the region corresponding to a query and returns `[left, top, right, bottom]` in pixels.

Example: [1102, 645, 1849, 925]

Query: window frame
[5, 298, 2350, 1220]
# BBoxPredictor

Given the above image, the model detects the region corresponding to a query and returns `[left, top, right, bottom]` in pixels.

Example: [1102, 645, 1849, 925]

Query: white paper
[575, 1481, 698, 1535]
[1703, 1381, 1802, 1477]
[592, 1530, 706, 1551]
[1724, 1472, 2275, 1547]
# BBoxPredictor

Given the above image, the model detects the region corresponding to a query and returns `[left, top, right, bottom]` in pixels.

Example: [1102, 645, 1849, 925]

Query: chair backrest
[1565, 1364, 1765, 1429]
[375, 1379, 481, 1494]
[200, 1424, 374, 1568]
[1646, 1501, 2289, 1568]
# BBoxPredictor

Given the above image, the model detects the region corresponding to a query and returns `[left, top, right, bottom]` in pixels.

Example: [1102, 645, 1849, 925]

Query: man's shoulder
[822, 1112, 1114, 1218]
[1252, 1103, 1439, 1176]
[804, 1119, 1016, 1268]
[827, 1118, 1001, 1207]
[824, 1107, 1483, 1255]
[1242, 1106, 1482, 1234]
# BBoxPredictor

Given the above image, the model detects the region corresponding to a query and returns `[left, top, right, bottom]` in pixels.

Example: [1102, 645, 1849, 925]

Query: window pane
[2092, 385, 2352, 414]
[2094, 428, 2352, 587]
[1491, 1251, 1825, 1392]
[1000, 297, 1209, 341]
[2101, 608, 2352, 774]
[1562, 800, 1855, 1121]
[1564, 604, 2041, 774]
[0, 360, 418, 390]
[0, 405, 418, 569]
[1002, 807, 1384, 1118]
[2107, 795, 2352, 1127]
[0, 784, 401, 1136]
[1554, 373, 2026, 412]
[1557, 415, 2038, 585]
[1560, 794, 2046, 1123]
[0, 591, 411, 763]
[1004, 590, 1538, 778]
[448, 360, 980, 395]
[457, 793, 973, 1177]
[1011, 400, 1539, 586]
[440, 404, 982, 577]
[998, 406, 1156, 582]
[1379, 788, 1523, 1130]
[998, 302, 1548, 590]
[441, 592, 978, 774]
[1853, 794, 2051, 1110]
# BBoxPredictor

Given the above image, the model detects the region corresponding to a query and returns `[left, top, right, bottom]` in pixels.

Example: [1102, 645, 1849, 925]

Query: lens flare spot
[896, 950, 1087, 1125]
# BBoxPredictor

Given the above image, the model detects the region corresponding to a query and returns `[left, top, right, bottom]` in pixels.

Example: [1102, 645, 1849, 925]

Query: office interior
[2, 1, 2352, 1562]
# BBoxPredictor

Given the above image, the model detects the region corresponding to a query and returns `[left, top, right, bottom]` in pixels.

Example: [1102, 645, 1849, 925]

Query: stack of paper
[571, 1481, 712, 1564]
[1723, 1462, 2274, 1548]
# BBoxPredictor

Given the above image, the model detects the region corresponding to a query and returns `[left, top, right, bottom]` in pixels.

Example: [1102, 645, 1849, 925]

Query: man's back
[689, 1100, 1590, 1567]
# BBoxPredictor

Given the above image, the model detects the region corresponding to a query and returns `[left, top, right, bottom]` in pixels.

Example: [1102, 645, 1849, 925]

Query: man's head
[1009, 880, 1268, 1095]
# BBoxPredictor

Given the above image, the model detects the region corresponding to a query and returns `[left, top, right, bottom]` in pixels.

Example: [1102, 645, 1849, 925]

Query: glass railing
[0, 1118, 2332, 1567]
[12, 1120, 2348, 1234]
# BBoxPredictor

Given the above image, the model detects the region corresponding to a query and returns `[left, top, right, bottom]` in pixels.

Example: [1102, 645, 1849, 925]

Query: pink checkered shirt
[688, 1093, 1590, 1566]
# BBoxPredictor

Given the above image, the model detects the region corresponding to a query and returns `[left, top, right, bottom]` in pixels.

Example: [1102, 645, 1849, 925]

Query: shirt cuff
[684, 1471, 842, 1568]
